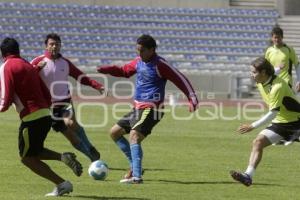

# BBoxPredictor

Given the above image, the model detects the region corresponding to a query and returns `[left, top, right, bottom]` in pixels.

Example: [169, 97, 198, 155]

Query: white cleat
[45, 181, 73, 197]
[120, 177, 143, 184]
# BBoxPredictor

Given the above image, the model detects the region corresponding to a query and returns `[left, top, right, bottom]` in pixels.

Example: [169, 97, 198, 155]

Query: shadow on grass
[109, 167, 169, 173]
[156, 179, 235, 185]
[156, 179, 281, 186]
[70, 195, 150, 200]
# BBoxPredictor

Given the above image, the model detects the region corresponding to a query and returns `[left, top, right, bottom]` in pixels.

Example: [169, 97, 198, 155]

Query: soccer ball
[88, 160, 109, 180]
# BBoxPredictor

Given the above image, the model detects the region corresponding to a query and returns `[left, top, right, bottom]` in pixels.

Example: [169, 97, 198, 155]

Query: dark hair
[271, 26, 283, 37]
[251, 57, 275, 76]
[0, 37, 20, 57]
[44, 33, 61, 45]
[137, 34, 157, 49]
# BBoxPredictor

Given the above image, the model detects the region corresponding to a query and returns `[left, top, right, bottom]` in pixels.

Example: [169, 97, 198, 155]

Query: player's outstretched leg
[76, 126, 100, 161]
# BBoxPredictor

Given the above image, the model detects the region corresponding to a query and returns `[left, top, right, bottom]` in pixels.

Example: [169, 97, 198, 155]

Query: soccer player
[230, 57, 300, 186]
[0, 37, 83, 196]
[265, 26, 300, 91]
[31, 33, 105, 162]
[97, 34, 199, 184]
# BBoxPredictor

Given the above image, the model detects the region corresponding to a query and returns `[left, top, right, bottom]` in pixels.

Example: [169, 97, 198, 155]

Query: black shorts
[18, 116, 52, 157]
[266, 119, 300, 140]
[117, 108, 164, 136]
[51, 101, 74, 132]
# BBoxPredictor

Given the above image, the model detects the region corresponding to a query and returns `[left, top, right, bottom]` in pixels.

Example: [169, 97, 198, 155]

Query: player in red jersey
[0, 37, 82, 196]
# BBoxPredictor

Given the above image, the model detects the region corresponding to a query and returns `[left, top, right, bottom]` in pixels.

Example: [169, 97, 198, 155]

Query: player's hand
[237, 124, 253, 134]
[37, 61, 46, 69]
[97, 66, 103, 73]
[188, 95, 198, 112]
[97, 66, 109, 73]
[98, 87, 106, 95]
[295, 81, 300, 92]
[274, 64, 284, 75]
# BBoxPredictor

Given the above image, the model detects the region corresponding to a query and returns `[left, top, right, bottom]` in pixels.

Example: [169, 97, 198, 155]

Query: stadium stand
[0, 1, 279, 98]
[230, 0, 276, 9]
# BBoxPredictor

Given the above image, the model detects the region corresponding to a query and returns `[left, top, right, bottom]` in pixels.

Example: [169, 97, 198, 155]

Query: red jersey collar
[3, 54, 21, 61]
[44, 50, 62, 60]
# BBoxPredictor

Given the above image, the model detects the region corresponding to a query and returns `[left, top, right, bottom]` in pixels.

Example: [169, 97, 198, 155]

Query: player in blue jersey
[97, 34, 199, 184]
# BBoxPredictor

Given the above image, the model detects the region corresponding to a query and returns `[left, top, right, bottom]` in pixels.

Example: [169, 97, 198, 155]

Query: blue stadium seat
[0, 2, 279, 71]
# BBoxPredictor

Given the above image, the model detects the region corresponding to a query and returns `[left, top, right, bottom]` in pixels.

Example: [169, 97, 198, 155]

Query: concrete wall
[276, 0, 300, 16]
[0, 0, 229, 8]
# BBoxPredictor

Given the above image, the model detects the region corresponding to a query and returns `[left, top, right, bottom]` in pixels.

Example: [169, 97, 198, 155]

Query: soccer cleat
[283, 140, 293, 146]
[120, 177, 143, 184]
[124, 169, 145, 179]
[61, 152, 83, 176]
[89, 146, 100, 162]
[230, 170, 252, 186]
[45, 181, 73, 196]
[124, 169, 133, 179]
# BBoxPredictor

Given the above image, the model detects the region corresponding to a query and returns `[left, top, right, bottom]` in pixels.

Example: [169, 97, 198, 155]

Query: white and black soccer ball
[88, 160, 109, 180]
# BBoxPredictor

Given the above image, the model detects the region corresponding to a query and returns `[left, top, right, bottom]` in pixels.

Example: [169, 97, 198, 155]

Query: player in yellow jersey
[230, 57, 300, 186]
[265, 26, 300, 91]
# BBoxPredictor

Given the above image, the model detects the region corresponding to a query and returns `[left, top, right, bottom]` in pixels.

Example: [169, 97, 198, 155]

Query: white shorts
[259, 129, 284, 144]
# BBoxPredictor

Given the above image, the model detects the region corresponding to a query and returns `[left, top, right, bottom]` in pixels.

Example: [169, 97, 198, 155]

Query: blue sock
[116, 137, 132, 168]
[77, 126, 93, 148]
[130, 143, 143, 178]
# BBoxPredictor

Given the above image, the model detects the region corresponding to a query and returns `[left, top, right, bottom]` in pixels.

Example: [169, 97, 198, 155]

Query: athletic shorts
[18, 116, 52, 157]
[51, 100, 74, 132]
[117, 108, 164, 136]
[261, 120, 300, 143]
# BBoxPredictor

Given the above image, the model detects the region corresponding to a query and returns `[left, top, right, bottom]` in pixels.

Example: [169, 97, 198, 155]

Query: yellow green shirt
[265, 44, 299, 86]
[257, 76, 300, 123]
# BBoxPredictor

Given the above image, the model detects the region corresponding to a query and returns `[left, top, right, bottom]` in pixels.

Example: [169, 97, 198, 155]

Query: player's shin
[130, 143, 143, 178]
[116, 137, 132, 167]
[76, 126, 93, 148]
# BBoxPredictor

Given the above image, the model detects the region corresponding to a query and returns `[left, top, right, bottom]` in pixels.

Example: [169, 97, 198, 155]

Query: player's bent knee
[129, 130, 144, 144]
[110, 130, 121, 141]
[21, 156, 36, 166]
[252, 138, 265, 149]
[110, 125, 125, 140]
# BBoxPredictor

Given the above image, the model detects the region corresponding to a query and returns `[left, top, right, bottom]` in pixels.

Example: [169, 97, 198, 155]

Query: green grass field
[1, 105, 300, 200]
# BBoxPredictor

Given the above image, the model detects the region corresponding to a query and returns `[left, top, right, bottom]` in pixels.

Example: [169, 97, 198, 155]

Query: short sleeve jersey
[257, 76, 300, 123]
[265, 44, 299, 86]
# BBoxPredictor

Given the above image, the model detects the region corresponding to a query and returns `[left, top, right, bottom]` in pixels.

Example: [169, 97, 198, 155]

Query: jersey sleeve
[97, 58, 138, 78]
[157, 61, 198, 110]
[30, 56, 45, 72]
[289, 47, 299, 66]
[67, 59, 103, 90]
[0, 63, 14, 112]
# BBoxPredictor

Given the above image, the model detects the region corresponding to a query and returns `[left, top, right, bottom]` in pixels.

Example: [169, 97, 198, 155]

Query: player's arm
[294, 63, 300, 92]
[30, 56, 46, 71]
[237, 110, 278, 134]
[0, 64, 14, 112]
[238, 84, 282, 134]
[67, 59, 104, 93]
[97, 59, 138, 78]
[287, 46, 300, 92]
[157, 61, 198, 112]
